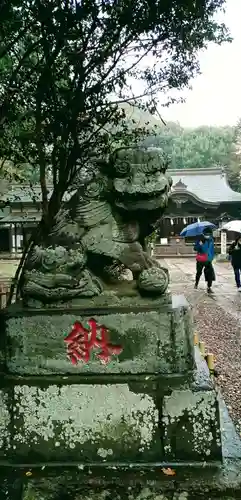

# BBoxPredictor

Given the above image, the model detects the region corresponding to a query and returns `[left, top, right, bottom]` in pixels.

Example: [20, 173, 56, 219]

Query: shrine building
[157, 167, 241, 256]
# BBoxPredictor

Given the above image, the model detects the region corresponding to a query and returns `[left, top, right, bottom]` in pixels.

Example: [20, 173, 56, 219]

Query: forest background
[126, 104, 241, 192]
[2, 103, 240, 193]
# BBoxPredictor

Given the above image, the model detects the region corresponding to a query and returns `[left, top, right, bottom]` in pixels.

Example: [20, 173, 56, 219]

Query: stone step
[1, 459, 241, 499]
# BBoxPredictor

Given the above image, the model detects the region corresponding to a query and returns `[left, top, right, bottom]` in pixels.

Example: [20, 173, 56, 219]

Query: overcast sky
[160, 0, 241, 127]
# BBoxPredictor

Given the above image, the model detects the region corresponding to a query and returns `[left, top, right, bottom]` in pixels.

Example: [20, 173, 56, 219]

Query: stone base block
[162, 389, 221, 461]
[10, 382, 161, 463]
[0, 376, 222, 463]
[0, 297, 224, 468]
[2, 295, 194, 375]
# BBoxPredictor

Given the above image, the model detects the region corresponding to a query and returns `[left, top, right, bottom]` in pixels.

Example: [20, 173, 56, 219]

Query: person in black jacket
[228, 235, 241, 291]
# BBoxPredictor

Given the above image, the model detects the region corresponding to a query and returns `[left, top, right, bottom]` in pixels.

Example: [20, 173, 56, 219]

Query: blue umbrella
[180, 221, 216, 238]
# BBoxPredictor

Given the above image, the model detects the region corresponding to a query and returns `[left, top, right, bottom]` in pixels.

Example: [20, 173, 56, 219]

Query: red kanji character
[64, 318, 123, 365]
[64, 321, 90, 364]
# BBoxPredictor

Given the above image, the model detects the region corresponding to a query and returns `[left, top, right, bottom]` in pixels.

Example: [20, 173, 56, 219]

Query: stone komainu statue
[20, 147, 173, 306]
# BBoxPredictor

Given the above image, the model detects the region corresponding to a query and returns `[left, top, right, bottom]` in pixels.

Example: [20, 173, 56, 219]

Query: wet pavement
[163, 258, 241, 321]
[0, 259, 18, 278]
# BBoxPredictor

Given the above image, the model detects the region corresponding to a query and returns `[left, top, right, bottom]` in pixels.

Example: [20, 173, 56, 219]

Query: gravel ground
[170, 268, 241, 438]
[193, 298, 241, 437]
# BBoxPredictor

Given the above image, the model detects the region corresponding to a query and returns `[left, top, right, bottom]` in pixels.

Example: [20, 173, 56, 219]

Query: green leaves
[142, 122, 241, 191]
[0, 0, 230, 211]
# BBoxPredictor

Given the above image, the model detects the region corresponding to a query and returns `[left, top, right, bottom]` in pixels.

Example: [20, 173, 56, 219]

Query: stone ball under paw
[41, 246, 68, 272]
[138, 266, 169, 294]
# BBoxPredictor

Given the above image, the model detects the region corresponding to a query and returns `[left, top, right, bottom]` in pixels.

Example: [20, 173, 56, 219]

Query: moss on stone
[4, 295, 194, 376]
[21, 479, 241, 500]
[0, 389, 10, 456]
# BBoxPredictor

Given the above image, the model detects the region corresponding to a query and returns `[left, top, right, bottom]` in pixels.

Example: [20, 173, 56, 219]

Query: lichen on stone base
[0, 390, 10, 455]
[162, 389, 222, 460]
[12, 384, 159, 461]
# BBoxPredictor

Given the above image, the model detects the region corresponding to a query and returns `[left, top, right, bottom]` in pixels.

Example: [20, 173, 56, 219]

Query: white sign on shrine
[220, 231, 227, 255]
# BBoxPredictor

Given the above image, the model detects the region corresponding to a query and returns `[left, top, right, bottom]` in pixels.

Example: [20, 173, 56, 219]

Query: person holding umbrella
[180, 220, 216, 293]
[228, 235, 241, 291]
[221, 221, 241, 291]
[193, 227, 215, 294]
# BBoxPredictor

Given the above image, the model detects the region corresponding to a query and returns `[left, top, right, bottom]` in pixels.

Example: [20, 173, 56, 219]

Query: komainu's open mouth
[115, 191, 170, 211]
[113, 173, 171, 211]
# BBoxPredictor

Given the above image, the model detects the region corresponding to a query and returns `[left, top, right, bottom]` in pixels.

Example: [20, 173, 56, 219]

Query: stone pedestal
[3, 295, 194, 375]
[0, 295, 240, 499]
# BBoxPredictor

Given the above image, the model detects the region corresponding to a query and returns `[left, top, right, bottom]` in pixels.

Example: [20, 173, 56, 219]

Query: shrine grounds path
[166, 257, 241, 320]
[164, 257, 241, 437]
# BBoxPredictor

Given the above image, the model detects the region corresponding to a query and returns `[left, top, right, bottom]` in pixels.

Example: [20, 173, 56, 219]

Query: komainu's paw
[137, 266, 169, 295]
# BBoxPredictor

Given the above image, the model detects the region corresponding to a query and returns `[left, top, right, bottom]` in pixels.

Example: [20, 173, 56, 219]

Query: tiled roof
[1, 185, 72, 204]
[1, 185, 45, 203]
[170, 168, 241, 204]
[0, 213, 42, 223]
[1, 168, 241, 206]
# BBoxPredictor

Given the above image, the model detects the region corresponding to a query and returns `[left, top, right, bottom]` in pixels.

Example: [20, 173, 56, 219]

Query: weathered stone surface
[0, 351, 222, 464]
[162, 389, 222, 461]
[21, 466, 241, 500]
[3, 295, 194, 375]
[21, 485, 241, 500]
[0, 389, 10, 458]
[1, 356, 241, 497]
[0, 477, 22, 500]
[2, 286, 239, 497]
[11, 383, 160, 462]
[20, 482, 209, 500]
[3, 370, 222, 463]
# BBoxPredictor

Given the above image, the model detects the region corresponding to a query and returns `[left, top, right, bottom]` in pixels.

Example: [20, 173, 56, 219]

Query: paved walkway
[164, 258, 241, 321]
[0, 260, 18, 278]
